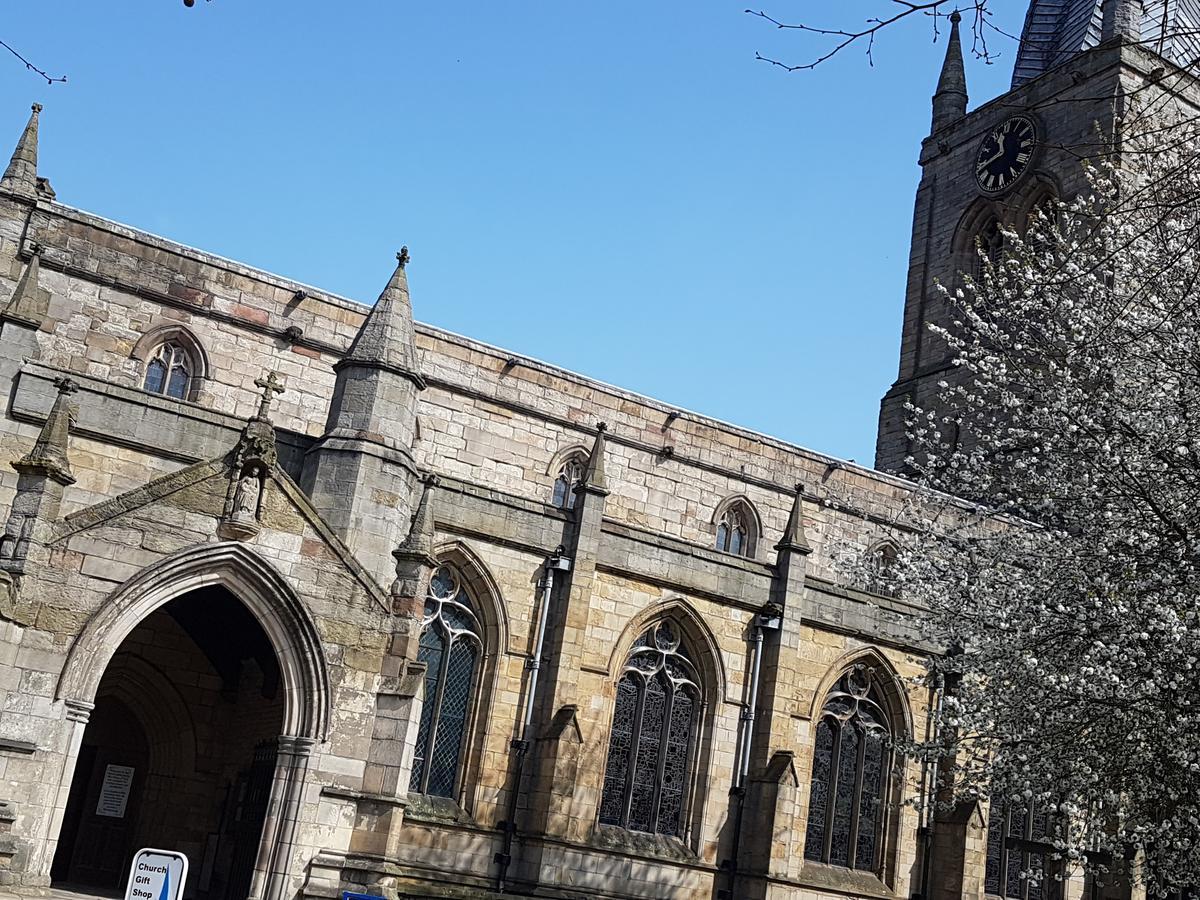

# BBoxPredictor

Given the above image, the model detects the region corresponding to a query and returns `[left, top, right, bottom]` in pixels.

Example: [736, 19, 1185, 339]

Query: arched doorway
[52, 586, 284, 900]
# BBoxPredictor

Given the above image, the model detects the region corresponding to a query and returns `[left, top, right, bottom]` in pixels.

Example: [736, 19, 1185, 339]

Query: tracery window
[143, 341, 193, 400]
[804, 665, 893, 872]
[715, 505, 751, 557]
[598, 621, 701, 837]
[984, 801, 1053, 899]
[552, 455, 586, 510]
[409, 566, 482, 798]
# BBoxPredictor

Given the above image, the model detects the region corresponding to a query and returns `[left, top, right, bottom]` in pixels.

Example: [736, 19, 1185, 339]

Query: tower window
[598, 621, 702, 837]
[867, 543, 900, 598]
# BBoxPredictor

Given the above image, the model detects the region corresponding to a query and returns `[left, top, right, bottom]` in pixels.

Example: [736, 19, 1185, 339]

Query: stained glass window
[409, 566, 483, 798]
[143, 341, 193, 400]
[803, 664, 892, 872]
[598, 621, 701, 837]
[552, 455, 586, 510]
[715, 504, 752, 557]
[984, 800, 1056, 899]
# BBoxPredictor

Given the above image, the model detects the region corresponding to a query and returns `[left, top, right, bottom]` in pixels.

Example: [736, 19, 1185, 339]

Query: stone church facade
[0, 2, 1182, 899]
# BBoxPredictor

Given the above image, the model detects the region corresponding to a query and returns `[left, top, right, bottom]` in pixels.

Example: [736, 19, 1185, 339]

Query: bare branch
[0, 38, 66, 85]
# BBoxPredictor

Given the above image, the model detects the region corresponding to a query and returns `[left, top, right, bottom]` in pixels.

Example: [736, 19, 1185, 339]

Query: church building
[0, 1, 1183, 898]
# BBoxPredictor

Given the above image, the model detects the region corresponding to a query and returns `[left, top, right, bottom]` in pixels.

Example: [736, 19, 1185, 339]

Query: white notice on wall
[96, 764, 135, 818]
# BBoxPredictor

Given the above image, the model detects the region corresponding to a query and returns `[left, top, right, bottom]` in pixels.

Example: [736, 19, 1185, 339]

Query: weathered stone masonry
[0, 4, 1181, 898]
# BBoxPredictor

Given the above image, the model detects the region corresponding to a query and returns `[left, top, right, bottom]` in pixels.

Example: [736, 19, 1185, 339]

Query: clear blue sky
[1, 2, 1028, 464]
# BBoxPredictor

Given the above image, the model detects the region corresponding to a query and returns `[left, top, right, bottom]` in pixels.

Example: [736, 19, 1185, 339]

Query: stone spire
[14, 377, 76, 486]
[0, 105, 41, 201]
[579, 423, 608, 494]
[338, 247, 422, 385]
[300, 250, 426, 585]
[1, 243, 48, 327]
[774, 483, 812, 554]
[931, 10, 968, 132]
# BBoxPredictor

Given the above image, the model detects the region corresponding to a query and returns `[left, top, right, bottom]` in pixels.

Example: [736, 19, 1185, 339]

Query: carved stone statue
[232, 464, 262, 520]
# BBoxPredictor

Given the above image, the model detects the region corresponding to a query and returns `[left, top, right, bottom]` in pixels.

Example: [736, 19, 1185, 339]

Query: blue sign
[342, 892, 385, 900]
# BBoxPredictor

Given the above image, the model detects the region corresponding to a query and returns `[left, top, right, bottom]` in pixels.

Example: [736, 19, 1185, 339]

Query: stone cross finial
[396, 246, 410, 269]
[53, 376, 78, 397]
[253, 371, 285, 420]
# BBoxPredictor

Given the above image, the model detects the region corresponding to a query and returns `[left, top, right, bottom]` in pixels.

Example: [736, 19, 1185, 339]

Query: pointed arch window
[599, 621, 702, 837]
[867, 543, 900, 598]
[715, 501, 757, 557]
[975, 217, 1005, 276]
[143, 341, 194, 400]
[804, 664, 893, 872]
[410, 566, 483, 798]
[985, 800, 1055, 899]
[552, 455, 587, 510]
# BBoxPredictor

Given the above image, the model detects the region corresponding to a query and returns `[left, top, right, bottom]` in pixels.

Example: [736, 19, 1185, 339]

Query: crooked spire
[338, 246, 423, 386]
[14, 377, 77, 485]
[1, 104, 41, 200]
[932, 10, 968, 132]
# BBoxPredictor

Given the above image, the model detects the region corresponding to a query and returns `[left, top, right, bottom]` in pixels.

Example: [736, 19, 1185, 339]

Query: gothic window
[975, 216, 1005, 276]
[804, 664, 893, 872]
[552, 454, 586, 510]
[143, 341, 193, 400]
[598, 621, 702, 837]
[866, 543, 900, 598]
[409, 565, 483, 798]
[984, 800, 1054, 899]
[715, 500, 757, 557]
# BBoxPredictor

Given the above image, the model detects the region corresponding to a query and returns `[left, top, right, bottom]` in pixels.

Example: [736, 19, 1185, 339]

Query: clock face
[975, 116, 1037, 194]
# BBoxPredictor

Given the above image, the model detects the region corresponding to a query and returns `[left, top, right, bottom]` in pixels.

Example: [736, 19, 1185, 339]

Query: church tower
[875, 0, 1200, 472]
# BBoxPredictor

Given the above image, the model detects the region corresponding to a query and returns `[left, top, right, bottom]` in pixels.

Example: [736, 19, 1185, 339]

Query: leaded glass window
[599, 622, 701, 837]
[409, 566, 482, 798]
[804, 664, 892, 872]
[715, 505, 751, 557]
[143, 341, 193, 400]
[984, 800, 1054, 899]
[552, 455, 586, 510]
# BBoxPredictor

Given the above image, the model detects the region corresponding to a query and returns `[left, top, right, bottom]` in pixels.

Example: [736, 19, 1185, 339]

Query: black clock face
[975, 116, 1037, 194]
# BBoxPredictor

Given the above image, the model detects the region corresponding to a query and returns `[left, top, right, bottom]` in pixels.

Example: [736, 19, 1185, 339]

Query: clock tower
[874, 0, 1200, 473]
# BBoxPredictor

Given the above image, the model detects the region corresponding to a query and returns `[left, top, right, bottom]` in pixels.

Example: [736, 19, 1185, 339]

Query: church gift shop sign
[125, 849, 188, 900]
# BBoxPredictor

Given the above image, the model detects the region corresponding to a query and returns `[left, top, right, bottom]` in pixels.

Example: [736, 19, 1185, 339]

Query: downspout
[495, 547, 570, 893]
[721, 604, 781, 900]
[916, 678, 943, 899]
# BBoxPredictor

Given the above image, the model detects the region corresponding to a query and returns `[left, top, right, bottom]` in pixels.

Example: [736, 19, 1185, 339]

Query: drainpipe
[495, 547, 570, 893]
[915, 679, 942, 900]
[721, 603, 782, 900]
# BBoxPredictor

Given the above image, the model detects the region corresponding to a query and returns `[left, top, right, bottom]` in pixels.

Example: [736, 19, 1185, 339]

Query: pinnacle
[0, 104, 41, 200]
[338, 251, 422, 383]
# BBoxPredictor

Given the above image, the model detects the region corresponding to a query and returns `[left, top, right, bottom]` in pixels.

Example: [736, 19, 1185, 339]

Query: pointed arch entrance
[50, 543, 330, 900]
